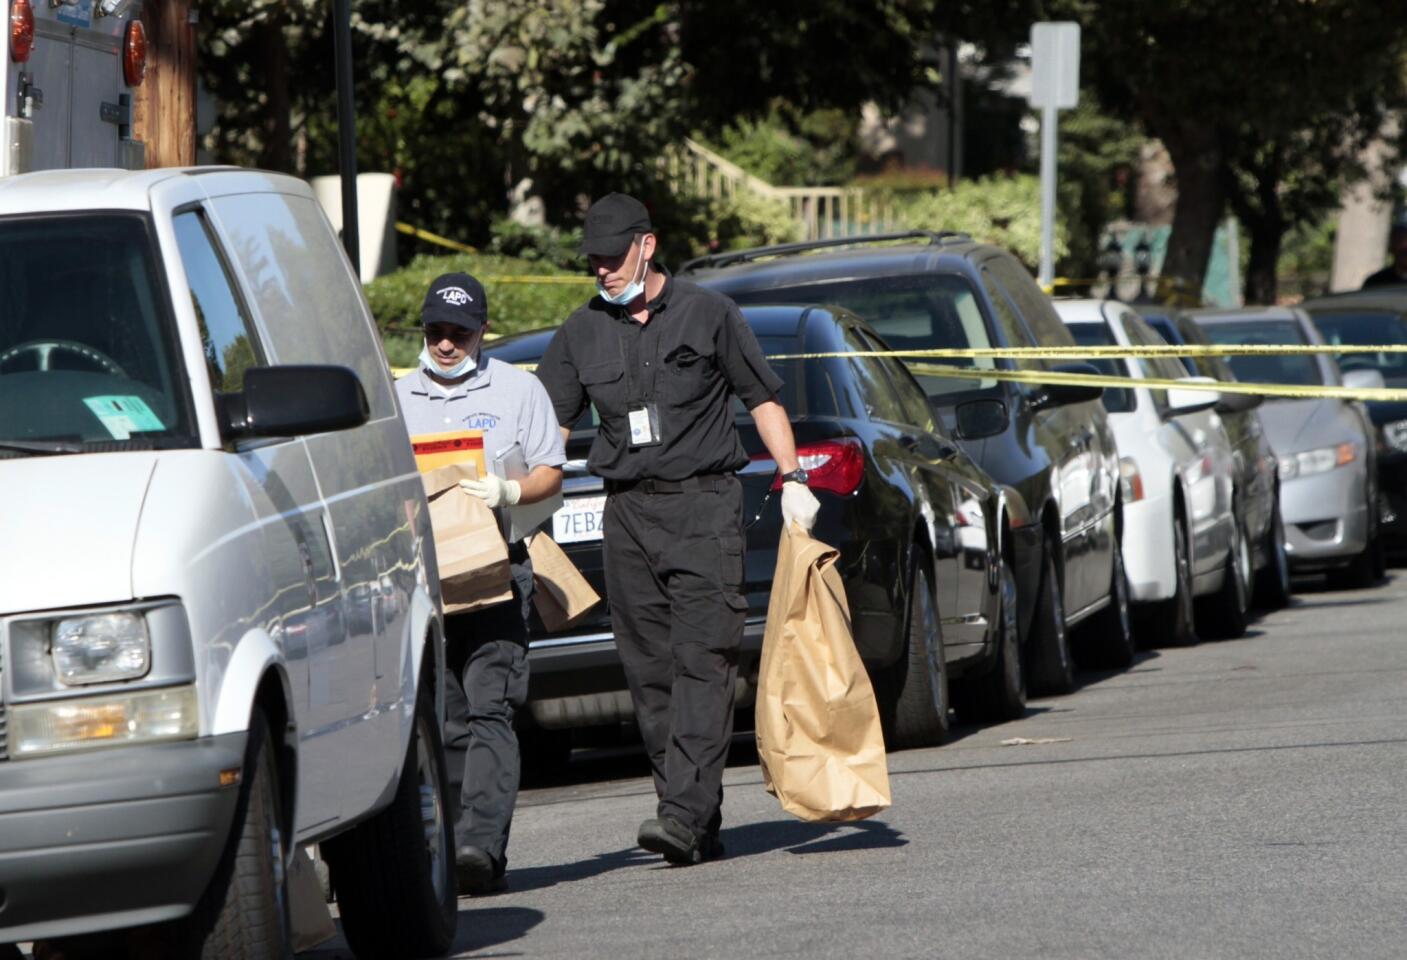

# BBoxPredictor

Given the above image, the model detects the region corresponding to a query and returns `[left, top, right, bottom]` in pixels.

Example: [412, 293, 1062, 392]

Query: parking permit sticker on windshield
[83, 396, 164, 440]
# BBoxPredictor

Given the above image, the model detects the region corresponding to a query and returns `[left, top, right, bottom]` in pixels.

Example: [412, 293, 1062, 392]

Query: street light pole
[1038, 102, 1057, 288]
[333, 0, 359, 275]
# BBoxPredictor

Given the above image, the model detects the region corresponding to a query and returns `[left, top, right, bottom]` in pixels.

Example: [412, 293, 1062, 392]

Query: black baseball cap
[582, 193, 653, 257]
[421, 272, 488, 331]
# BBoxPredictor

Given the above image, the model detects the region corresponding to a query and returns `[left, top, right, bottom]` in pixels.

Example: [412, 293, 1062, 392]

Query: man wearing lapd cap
[395, 272, 566, 893]
[536, 193, 820, 865]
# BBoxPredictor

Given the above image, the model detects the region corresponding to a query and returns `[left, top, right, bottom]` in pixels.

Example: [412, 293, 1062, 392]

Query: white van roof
[0, 167, 316, 216]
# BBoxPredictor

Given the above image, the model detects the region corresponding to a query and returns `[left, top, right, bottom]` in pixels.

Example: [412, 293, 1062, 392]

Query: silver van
[0, 169, 454, 958]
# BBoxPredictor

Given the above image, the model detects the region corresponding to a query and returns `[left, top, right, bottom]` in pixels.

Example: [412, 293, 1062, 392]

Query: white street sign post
[1030, 22, 1080, 288]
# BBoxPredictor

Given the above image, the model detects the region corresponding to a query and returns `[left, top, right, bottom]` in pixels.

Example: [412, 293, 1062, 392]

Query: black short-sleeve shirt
[536, 265, 783, 481]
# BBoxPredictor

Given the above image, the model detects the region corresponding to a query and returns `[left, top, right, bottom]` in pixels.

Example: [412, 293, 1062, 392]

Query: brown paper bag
[527, 532, 602, 632]
[754, 524, 891, 822]
[421, 463, 513, 613]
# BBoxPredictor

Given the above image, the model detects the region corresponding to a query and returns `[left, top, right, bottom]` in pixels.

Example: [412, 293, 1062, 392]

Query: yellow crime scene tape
[393, 221, 593, 284]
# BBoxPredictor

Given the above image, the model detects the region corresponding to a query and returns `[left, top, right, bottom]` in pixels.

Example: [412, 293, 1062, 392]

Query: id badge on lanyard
[627, 329, 664, 448]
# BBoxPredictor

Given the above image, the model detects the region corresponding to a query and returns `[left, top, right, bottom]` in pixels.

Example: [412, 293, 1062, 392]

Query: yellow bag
[755, 524, 891, 822]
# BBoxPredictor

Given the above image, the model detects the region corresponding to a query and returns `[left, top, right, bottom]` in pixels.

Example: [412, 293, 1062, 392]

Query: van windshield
[0, 214, 196, 455]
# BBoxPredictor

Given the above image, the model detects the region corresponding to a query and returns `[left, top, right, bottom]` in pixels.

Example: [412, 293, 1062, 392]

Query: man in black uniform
[1362, 222, 1407, 289]
[536, 193, 820, 865]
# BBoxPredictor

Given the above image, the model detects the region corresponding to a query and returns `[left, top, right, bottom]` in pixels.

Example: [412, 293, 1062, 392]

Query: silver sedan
[1188, 307, 1383, 587]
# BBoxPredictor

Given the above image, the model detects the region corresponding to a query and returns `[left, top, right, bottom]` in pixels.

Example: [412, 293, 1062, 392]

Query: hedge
[365, 252, 593, 367]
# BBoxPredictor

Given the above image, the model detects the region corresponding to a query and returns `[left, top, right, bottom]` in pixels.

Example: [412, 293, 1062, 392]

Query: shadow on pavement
[721, 817, 907, 858]
[449, 905, 545, 956]
[504, 846, 654, 894]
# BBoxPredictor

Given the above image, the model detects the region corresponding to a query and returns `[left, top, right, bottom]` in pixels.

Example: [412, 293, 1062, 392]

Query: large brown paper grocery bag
[421, 463, 513, 614]
[755, 523, 891, 822]
[527, 532, 601, 632]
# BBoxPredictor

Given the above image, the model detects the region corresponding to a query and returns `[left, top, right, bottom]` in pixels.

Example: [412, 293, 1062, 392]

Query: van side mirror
[1215, 391, 1263, 414]
[1165, 376, 1220, 417]
[1342, 368, 1386, 392]
[955, 399, 1009, 440]
[1031, 363, 1104, 410]
[221, 365, 369, 441]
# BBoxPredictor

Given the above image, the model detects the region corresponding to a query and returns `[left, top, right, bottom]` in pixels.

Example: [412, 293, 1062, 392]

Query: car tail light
[123, 18, 147, 86]
[767, 438, 865, 496]
[10, 0, 34, 64]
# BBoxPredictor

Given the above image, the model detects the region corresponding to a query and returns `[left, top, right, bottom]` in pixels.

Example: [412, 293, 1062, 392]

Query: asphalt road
[305, 572, 1407, 960]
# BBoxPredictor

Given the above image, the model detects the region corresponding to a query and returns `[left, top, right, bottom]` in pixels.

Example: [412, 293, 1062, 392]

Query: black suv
[683, 233, 1131, 691]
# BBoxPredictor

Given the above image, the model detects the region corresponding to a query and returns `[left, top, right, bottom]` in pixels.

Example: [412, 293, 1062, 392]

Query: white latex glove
[460, 475, 521, 509]
[780, 480, 820, 533]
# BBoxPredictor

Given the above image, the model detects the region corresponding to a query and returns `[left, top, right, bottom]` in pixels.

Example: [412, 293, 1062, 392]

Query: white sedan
[1054, 299, 1249, 644]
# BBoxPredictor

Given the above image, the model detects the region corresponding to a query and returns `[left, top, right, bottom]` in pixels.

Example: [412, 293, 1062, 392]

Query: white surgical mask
[420, 345, 476, 380]
[597, 244, 649, 307]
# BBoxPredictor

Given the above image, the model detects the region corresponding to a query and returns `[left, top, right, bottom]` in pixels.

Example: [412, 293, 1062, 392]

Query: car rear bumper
[1280, 467, 1369, 566]
[525, 617, 768, 729]
[0, 733, 246, 942]
[1122, 494, 1175, 604]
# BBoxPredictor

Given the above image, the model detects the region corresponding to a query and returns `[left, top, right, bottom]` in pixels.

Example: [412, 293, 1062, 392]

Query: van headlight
[51, 612, 151, 685]
[9, 685, 198, 758]
[1277, 442, 1356, 481]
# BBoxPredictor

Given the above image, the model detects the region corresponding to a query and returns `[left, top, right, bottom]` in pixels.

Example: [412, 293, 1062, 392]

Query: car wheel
[1199, 507, 1251, 639]
[1142, 512, 1198, 647]
[1078, 536, 1135, 669]
[1027, 542, 1075, 696]
[880, 551, 951, 750]
[323, 675, 457, 959]
[1253, 499, 1292, 610]
[161, 709, 291, 960]
[953, 558, 1026, 724]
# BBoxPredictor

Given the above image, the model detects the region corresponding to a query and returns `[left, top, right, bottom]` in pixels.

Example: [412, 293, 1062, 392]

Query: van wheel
[1253, 500, 1292, 610]
[172, 709, 291, 960]
[881, 551, 950, 750]
[322, 679, 456, 959]
[1078, 537, 1134, 669]
[1028, 544, 1074, 695]
[953, 558, 1025, 723]
[1143, 512, 1197, 647]
[1199, 508, 1251, 639]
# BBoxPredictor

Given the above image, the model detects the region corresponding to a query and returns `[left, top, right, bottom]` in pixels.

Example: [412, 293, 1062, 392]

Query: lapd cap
[582, 192, 653, 257]
[421, 272, 488, 332]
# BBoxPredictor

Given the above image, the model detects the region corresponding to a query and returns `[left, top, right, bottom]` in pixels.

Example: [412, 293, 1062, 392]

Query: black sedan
[486, 304, 1024, 761]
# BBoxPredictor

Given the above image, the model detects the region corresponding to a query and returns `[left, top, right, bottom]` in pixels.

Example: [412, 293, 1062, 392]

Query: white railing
[665, 138, 902, 242]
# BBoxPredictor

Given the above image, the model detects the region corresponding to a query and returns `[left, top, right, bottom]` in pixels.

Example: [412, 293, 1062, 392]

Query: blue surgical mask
[420, 345, 476, 380]
[597, 246, 649, 307]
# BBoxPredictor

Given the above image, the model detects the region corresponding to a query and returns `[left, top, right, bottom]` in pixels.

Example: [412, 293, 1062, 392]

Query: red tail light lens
[766, 438, 865, 496]
[123, 19, 147, 86]
[10, 0, 34, 64]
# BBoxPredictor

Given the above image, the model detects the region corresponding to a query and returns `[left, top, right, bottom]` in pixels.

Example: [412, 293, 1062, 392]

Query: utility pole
[333, 0, 360, 274]
[133, 0, 197, 167]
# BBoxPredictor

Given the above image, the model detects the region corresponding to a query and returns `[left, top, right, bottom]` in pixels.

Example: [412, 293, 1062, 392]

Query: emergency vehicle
[3, 0, 147, 176]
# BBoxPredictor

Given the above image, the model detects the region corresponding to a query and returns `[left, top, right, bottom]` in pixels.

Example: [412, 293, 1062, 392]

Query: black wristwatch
[780, 468, 810, 485]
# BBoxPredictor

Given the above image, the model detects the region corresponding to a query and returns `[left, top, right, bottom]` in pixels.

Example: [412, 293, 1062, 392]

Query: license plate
[552, 495, 606, 544]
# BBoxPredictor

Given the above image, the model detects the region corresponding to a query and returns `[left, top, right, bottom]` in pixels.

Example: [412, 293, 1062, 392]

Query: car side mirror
[1215, 391, 1263, 414]
[1032, 363, 1104, 410]
[221, 365, 369, 441]
[1342, 368, 1386, 392]
[954, 398, 1009, 440]
[1165, 376, 1220, 417]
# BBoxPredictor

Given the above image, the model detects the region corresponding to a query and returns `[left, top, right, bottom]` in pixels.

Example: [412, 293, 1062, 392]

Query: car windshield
[728, 274, 999, 400]
[1142, 315, 1198, 375]
[0, 215, 196, 455]
[1199, 319, 1324, 390]
[1308, 310, 1407, 385]
[1066, 323, 1134, 413]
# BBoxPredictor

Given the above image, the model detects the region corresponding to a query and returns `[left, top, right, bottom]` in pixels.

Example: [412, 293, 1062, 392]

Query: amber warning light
[10, 0, 34, 64]
[124, 18, 147, 86]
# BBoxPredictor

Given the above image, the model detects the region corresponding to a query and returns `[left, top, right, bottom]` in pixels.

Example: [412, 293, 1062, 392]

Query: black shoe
[637, 816, 725, 866]
[456, 843, 507, 895]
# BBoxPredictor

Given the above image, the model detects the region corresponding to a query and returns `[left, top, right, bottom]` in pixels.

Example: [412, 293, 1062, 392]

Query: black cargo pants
[443, 541, 532, 866]
[603, 474, 747, 838]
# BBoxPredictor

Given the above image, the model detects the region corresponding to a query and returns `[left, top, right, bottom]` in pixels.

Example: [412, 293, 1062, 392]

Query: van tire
[1028, 545, 1074, 695]
[323, 680, 457, 959]
[880, 551, 950, 750]
[167, 709, 291, 960]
